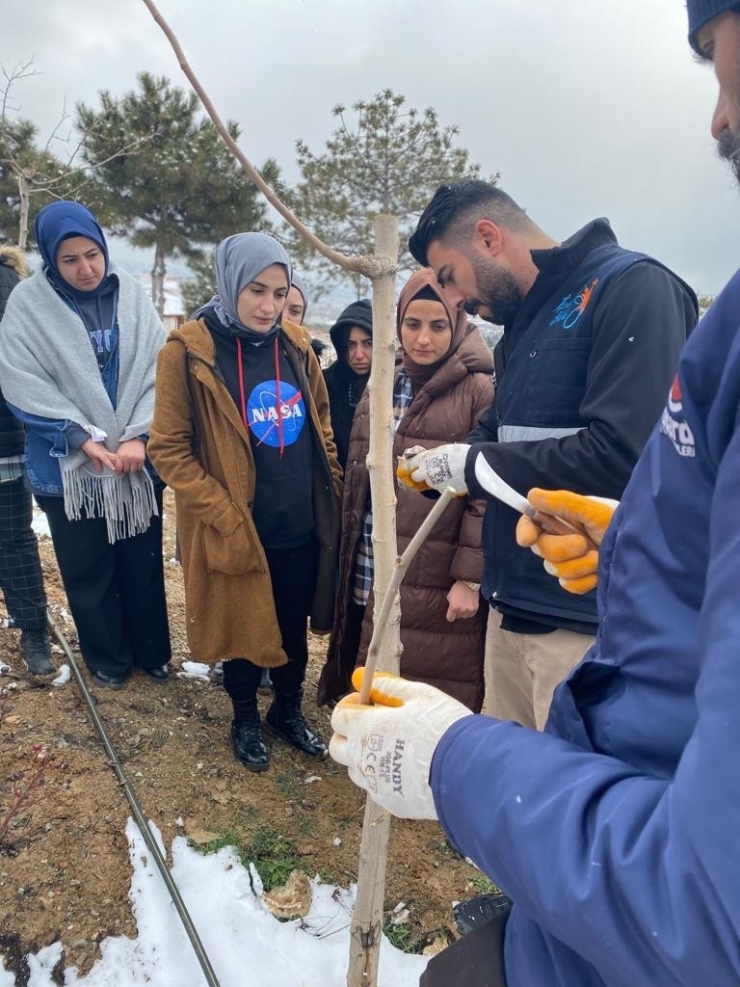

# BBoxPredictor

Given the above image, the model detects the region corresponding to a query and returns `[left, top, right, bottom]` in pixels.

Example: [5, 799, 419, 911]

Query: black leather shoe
[231, 716, 269, 772]
[453, 892, 513, 936]
[91, 670, 126, 690]
[265, 691, 327, 757]
[142, 665, 169, 682]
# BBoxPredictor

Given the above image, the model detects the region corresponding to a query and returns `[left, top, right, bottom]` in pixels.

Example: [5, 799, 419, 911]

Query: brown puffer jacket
[148, 317, 342, 665]
[319, 326, 495, 710]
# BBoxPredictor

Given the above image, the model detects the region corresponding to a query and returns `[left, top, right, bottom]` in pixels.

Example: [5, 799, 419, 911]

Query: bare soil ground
[0, 491, 486, 983]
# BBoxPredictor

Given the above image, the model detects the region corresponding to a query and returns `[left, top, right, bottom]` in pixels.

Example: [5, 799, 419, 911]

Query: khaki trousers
[483, 608, 595, 730]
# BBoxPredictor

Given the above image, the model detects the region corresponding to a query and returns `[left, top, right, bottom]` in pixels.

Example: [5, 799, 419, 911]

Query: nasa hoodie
[204, 309, 314, 550]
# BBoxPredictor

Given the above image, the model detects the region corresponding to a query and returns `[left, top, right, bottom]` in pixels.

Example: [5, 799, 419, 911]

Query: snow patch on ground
[31, 509, 51, 539]
[52, 664, 70, 687]
[178, 661, 211, 682]
[1, 819, 428, 985]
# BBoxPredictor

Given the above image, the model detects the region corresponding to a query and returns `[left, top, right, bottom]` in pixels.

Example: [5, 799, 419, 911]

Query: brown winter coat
[148, 317, 342, 665]
[319, 325, 495, 711]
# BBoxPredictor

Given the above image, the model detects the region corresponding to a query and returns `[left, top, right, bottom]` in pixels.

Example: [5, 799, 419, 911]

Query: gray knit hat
[688, 1, 740, 52]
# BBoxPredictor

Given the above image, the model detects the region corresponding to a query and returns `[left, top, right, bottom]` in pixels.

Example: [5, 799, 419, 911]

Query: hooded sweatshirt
[323, 298, 373, 469]
[197, 233, 315, 550]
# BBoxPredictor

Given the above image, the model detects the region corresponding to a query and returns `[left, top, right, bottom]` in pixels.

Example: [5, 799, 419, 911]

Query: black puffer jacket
[0, 247, 28, 457]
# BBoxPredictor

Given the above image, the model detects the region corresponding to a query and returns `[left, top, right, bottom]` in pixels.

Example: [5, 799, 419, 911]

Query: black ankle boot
[20, 629, 54, 677]
[231, 699, 269, 772]
[265, 690, 327, 757]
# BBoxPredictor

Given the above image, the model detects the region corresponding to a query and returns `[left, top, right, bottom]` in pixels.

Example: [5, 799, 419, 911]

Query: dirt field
[0, 491, 487, 982]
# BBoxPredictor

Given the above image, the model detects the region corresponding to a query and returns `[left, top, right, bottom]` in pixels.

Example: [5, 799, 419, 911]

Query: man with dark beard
[401, 179, 697, 730]
[330, 5, 740, 985]
[709, 8, 740, 182]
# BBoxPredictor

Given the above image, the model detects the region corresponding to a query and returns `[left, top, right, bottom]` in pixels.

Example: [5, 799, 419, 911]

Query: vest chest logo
[550, 278, 599, 330]
[660, 376, 695, 458]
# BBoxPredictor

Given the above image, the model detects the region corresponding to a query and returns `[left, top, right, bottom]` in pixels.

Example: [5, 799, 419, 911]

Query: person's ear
[473, 219, 504, 257]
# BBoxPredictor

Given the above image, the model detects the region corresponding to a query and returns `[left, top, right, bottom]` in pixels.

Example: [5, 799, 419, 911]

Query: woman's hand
[81, 437, 118, 474]
[445, 580, 481, 622]
[114, 438, 147, 474]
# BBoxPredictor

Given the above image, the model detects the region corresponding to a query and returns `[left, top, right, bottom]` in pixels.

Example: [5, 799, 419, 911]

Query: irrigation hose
[47, 612, 222, 987]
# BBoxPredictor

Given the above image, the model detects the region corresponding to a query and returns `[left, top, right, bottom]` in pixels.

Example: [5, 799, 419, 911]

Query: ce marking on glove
[362, 733, 384, 793]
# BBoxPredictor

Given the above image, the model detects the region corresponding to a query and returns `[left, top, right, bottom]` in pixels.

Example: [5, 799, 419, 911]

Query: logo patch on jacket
[550, 278, 599, 330]
[660, 376, 695, 457]
[247, 380, 306, 448]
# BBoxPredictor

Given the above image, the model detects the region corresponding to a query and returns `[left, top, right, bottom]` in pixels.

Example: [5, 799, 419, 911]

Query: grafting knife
[473, 454, 587, 538]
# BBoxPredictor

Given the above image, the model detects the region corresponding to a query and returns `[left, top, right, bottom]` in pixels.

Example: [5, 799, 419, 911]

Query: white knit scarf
[0, 265, 165, 542]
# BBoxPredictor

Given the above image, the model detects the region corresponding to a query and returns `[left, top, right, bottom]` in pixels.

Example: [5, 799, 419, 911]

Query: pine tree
[180, 250, 216, 318]
[77, 72, 279, 316]
[287, 89, 495, 295]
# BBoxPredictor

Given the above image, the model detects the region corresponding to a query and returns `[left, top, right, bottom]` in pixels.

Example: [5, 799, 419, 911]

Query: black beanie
[329, 298, 373, 357]
[687, 1, 740, 52]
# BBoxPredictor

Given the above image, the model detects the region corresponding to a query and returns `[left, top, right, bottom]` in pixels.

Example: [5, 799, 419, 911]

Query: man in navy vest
[402, 180, 697, 729]
[331, 3, 740, 985]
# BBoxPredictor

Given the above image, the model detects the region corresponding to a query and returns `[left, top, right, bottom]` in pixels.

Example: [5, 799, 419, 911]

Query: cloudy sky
[2, 0, 735, 295]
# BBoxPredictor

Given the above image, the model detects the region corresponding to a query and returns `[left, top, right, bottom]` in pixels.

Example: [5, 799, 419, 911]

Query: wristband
[462, 581, 481, 592]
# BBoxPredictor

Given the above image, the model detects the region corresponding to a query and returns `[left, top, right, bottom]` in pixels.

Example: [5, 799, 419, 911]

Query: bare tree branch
[360, 487, 457, 702]
[41, 97, 71, 156]
[0, 60, 38, 124]
[139, 0, 392, 279]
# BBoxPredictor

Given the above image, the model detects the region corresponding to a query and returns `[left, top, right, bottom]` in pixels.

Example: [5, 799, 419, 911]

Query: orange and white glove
[330, 669, 472, 819]
[515, 488, 618, 595]
[397, 444, 470, 496]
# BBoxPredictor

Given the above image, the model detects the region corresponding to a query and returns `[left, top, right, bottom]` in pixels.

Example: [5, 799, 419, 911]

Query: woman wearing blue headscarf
[149, 233, 342, 772]
[0, 201, 171, 688]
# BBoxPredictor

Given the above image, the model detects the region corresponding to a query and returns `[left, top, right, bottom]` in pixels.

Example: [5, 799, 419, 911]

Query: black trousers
[37, 489, 171, 677]
[420, 911, 508, 987]
[0, 478, 47, 632]
[223, 538, 317, 705]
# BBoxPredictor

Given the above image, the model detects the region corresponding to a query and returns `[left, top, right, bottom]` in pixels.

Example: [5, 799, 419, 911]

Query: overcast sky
[2, 0, 735, 295]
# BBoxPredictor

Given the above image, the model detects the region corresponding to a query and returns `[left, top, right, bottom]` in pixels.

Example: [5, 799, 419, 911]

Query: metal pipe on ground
[46, 612, 221, 987]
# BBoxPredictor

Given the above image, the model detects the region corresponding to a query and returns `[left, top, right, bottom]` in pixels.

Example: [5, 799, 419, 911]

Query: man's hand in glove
[397, 443, 471, 495]
[330, 668, 472, 819]
[516, 488, 618, 595]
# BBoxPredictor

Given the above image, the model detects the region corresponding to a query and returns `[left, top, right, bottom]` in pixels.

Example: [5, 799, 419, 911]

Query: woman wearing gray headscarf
[148, 233, 342, 772]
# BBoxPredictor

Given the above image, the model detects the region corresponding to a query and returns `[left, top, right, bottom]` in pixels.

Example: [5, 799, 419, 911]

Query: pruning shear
[473, 455, 591, 539]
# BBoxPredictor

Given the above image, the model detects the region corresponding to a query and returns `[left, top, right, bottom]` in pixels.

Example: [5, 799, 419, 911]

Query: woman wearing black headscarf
[149, 233, 341, 772]
[0, 201, 171, 688]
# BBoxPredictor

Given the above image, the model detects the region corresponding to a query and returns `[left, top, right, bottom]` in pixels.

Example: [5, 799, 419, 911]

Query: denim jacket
[10, 332, 121, 496]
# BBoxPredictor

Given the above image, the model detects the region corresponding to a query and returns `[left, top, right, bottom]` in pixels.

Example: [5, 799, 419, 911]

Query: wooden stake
[347, 214, 399, 987]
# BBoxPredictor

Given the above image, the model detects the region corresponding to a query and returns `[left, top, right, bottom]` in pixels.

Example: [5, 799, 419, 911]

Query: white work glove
[398, 443, 471, 495]
[330, 669, 472, 820]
